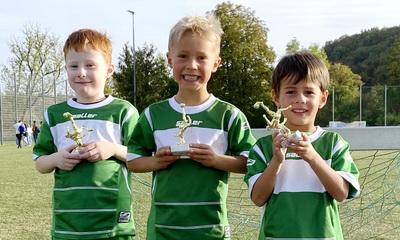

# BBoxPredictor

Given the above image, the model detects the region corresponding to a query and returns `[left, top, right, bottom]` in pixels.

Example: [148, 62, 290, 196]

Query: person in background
[14, 120, 23, 148]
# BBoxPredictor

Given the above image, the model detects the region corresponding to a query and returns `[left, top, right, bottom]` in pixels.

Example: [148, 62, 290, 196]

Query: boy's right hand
[271, 130, 287, 164]
[55, 145, 82, 171]
[154, 146, 180, 170]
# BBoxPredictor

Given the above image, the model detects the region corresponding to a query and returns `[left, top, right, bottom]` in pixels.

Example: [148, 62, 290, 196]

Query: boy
[126, 15, 256, 239]
[244, 51, 360, 239]
[33, 29, 139, 240]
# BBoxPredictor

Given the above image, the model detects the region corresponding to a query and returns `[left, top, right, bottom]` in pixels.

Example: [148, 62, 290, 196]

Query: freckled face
[65, 45, 113, 103]
[166, 32, 221, 94]
[273, 78, 328, 132]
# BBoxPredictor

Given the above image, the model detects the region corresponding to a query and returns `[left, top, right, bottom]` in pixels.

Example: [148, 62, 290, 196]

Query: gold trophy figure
[254, 102, 302, 147]
[171, 103, 192, 156]
[64, 112, 93, 154]
[254, 102, 292, 134]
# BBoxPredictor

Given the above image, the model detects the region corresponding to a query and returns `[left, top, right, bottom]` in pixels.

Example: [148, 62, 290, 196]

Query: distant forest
[319, 26, 400, 126]
[324, 25, 400, 86]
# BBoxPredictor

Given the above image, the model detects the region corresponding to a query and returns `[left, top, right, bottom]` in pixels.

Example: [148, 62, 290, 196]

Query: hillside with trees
[324, 26, 400, 86]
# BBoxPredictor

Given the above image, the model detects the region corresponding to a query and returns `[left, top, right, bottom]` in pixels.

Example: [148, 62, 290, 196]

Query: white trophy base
[171, 144, 190, 156]
[281, 130, 303, 147]
[71, 147, 82, 155]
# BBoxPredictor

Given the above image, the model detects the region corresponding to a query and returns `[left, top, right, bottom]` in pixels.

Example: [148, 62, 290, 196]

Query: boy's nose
[78, 67, 86, 78]
[186, 59, 198, 70]
[295, 93, 306, 103]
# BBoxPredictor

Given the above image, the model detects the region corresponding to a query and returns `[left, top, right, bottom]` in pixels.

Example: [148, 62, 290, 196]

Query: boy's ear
[319, 90, 329, 109]
[271, 90, 280, 107]
[212, 57, 221, 72]
[106, 64, 115, 78]
[166, 52, 173, 68]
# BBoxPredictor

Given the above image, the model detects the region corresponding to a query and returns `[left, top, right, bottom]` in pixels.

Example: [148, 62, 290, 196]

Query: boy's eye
[286, 91, 295, 95]
[198, 56, 206, 60]
[305, 91, 315, 95]
[178, 54, 187, 59]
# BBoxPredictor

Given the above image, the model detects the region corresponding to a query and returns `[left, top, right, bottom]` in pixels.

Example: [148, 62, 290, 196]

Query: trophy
[254, 102, 302, 147]
[171, 103, 192, 156]
[64, 112, 93, 154]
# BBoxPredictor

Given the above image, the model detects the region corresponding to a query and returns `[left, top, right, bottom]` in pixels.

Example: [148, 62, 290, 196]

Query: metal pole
[0, 77, 3, 145]
[29, 74, 32, 125]
[332, 86, 335, 122]
[359, 85, 362, 121]
[14, 67, 18, 122]
[54, 76, 57, 104]
[384, 85, 387, 126]
[42, 75, 45, 116]
[127, 10, 137, 107]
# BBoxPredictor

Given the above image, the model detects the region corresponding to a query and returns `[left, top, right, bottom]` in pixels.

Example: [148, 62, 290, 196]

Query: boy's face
[65, 45, 114, 103]
[167, 31, 221, 95]
[272, 78, 328, 133]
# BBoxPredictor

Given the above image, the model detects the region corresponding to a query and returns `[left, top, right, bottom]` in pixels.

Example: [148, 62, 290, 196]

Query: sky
[1, 0, 400, 67]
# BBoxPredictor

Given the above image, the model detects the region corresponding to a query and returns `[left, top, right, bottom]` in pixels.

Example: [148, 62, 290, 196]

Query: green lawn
[0, 143, 398, 239]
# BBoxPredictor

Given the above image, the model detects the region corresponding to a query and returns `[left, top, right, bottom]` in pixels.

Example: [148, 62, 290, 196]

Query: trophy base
[281, 130, 303, 147]
[171, 144, 190, 156]
[71, 147, 82, 155]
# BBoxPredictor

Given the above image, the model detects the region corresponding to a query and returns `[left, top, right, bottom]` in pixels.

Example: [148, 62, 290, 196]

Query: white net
[131, 127, 400, 239]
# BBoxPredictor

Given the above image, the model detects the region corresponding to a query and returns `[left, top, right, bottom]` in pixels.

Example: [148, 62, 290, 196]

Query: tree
[112, 43, 176, 112]
[0, 24, 64, 123]
[286, 37, 301, 54]
[209, 2, 276, 127]
[386, 38, 400, 86]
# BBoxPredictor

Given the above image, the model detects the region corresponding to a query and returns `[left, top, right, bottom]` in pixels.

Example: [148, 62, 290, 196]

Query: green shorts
[52, 236, 135, 240]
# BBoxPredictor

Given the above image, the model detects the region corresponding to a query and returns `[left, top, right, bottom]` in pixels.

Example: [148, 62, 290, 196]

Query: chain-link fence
[1, 85, 400, 143]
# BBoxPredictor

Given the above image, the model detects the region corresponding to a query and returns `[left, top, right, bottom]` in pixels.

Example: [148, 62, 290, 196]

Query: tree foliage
[209, 2, 276, 127]
[112, 43, 176, 113]
[386, 38, 400, 86]
[1, 24, 64, 96]
[324, 26, 400, 86]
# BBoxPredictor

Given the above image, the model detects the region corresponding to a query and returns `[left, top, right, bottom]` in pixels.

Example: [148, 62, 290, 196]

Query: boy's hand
[187, 143, 217, 168]
[55, 145, 82, 171]
[154, 146, 180, 169]
[78, 141, 118, 162]
[285, 133, 318, 163]
[271, 131, 287, 164]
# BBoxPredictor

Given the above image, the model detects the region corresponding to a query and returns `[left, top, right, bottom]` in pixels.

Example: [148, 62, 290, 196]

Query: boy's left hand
[285, 133, 319, 163]
[187, 143, 217, 168]
[78, 141, 116, 162]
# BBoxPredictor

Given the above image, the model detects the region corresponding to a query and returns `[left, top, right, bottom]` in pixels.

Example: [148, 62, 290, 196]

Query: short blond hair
[63, 29, 113, 64]
[168, 14, 223, 54]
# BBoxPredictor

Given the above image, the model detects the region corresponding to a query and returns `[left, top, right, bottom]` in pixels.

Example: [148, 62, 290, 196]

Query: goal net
[132, 127, 400, 239]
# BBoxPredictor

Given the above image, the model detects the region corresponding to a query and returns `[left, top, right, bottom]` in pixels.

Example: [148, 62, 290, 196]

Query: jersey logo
[71, 113, 98, 119]
[224, 226, 231, 238]
[247, 158, 256, 166]
[118, 211, 131, 223]
[242, 121, 250, 131]
[285, 152, 300, 158]
[176, 120, 203, 126]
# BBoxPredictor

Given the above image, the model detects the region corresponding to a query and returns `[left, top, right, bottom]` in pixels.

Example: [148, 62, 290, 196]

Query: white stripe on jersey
[273, 159, 332, 193]
[154, 127, 228, 154]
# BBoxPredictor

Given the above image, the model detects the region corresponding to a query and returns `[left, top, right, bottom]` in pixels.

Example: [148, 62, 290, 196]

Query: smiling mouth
[292, 109, 307, 113]
[183, 75, 199, 81]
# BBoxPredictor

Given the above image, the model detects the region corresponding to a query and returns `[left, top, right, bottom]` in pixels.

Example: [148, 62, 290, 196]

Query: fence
[1, 85, 399, 143]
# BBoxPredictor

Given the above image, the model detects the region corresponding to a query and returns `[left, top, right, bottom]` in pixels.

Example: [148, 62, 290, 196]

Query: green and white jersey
[33, 96, 139, 239]
[244, 126, 360, 240]
[127, 95, 256, 240]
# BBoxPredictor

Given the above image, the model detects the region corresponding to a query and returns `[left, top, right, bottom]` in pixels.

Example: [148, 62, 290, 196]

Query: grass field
[0, 143, 399, 239]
